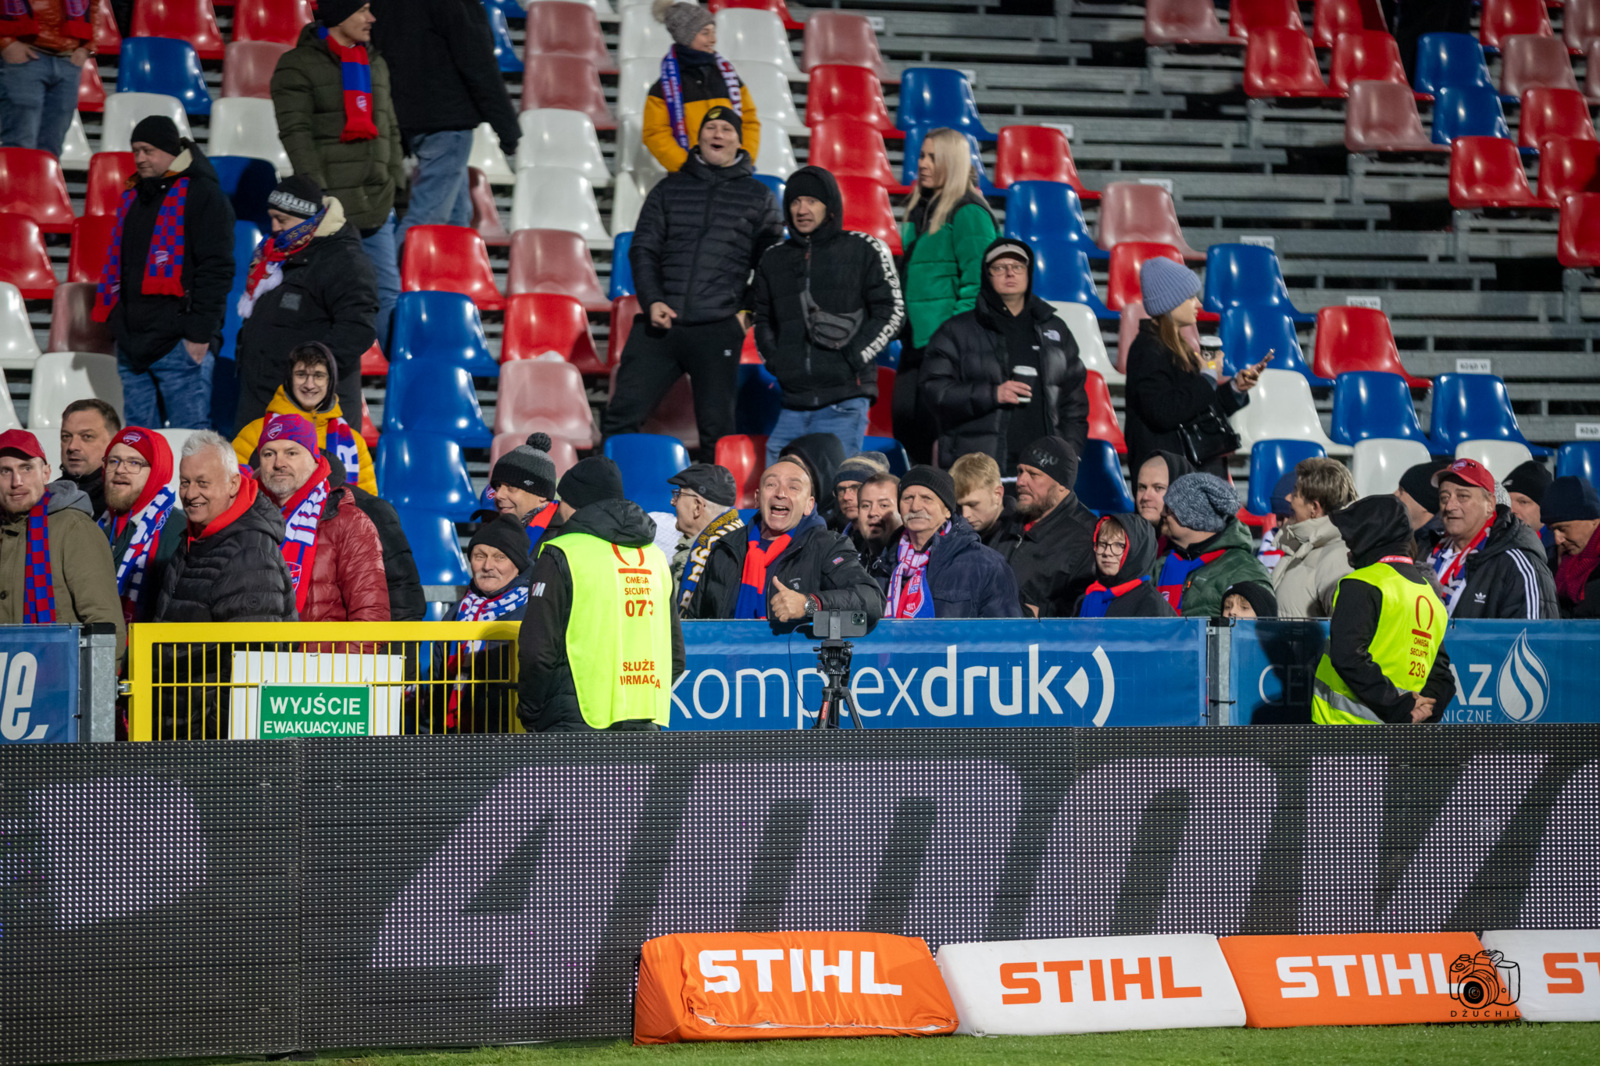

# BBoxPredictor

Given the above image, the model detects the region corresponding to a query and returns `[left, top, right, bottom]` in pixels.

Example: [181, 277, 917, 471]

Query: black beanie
[784, 167, 830, 207]
[318, 0, 367, 28]
[558, 455, 625, 510]
[129, 116, 182, 157]
[1018, 436, 1081, 491]
[1502, 459, 1553, 505]
[268, 174, 325, 219]
[491, 432, 558, 500]
[898, 464, 957, 516]
[1223, 581, 1278, 618]
[698, 105, 743, 143]
[1542, 475, 1600, 524]
[1399, 457, 1451, 515]
[468, 513, 532, 575]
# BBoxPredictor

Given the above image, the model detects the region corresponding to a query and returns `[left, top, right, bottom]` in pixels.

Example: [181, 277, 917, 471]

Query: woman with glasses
[1074, 513, 1175, 619]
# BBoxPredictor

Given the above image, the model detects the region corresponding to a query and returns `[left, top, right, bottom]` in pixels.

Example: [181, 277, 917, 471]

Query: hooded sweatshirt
[1074, 512, 1176, 619]
[232, 355, 378, 497]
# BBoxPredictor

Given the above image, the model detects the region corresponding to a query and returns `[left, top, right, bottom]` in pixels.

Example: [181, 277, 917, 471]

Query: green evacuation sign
[259, 684, 371, 738]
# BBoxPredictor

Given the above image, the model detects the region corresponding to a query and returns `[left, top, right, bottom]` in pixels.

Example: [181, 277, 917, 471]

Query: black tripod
[809, 636, 860, 729]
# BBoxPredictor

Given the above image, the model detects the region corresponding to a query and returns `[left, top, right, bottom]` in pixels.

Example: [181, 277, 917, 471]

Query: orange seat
[92, 0, 118, 53]
[1144, 0, 1235, 45]
[1244, 26, 1340, 98]
[993, 125, 1098, 199]
[808, 119, 907, 192]
[221, 40, 292, 99]
[0, 214, 56, 299]
[1558, 192, 1600, 266]
[1449, 136, 1547, 209]
[67, 215, 116, 283]
[1345, 79, 1449, 153]
[869, 366, 894, 436]
[1519, 87, 1597, 150]
[523, 1, 615, 72]
[1106, 242, 1183, 312]
[1328, 31, 1413, 96]
[359, 340, 389, 376]
[502, 292, 604, 375]
[610, 294, 641, 363]
[1311, 306, 1430, 386]
[801, 12, 891, 78]
[132, 0, 224, 58]
[711, 0, 803, 31]
[713, 433, 768, 507]
[77, 55, 105, 112]
[85, 151, 133, 216]
[492, 358, 597, 446]
[1536, 135, 1600, 203]
[1479, 0, 1553, 52]
[520, 55, 614, 129]
[1312, 0, 1386, 48]
[834, 175, 902, 255]
[1085, 370, 1126, 454]
[47, 282, 113, 354]
[805, 65, 900, 138]
[1500, 34, 1579, 99]
[0, 148, 75, 233]
[1566, 0, 1600, 53]
[1229, 0, 1307, 40]
[506, 228, 610, 312]
[490, 430, 579, 479]
[233, 0, 313, 44]
[467, 166, 509, 247]
[1097, 182, 1204, 259]
[400, 225, 504, 310]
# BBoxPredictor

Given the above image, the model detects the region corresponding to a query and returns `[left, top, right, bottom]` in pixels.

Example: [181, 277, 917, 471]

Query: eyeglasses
[293, 369, 330, 383]
[671, 488, 701, 504]
[1093, 540, 1127, 555]
[989, 261, 1027, 276]
[104, 457, 149, 473]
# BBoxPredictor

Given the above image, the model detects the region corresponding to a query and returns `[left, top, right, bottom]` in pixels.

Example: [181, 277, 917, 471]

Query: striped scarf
[887, 523, 945, 619]
[92, 177, 190, 322]
[735, 522, 790, 620]
[325, 416, 360, 484]
[1429, 519, 1493, 611]
[679, 507, 743, 610]
[101, 485, 175, 624]
[319, 27, 379, 142]
[660, 49, 743, 149]
[238, 210, 322, 319]
[22, 490, 54, 624]
[443, 581, 529, 728]
[1, 0, 91, 38]
[278, 458, 332, 615]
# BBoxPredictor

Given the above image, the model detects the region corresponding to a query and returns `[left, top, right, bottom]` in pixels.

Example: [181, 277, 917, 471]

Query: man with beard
[99, 426, 184, 624]
[57, 398, 119, 517]
[875, 465, 1019, 618]
[994, 436, 1096, 617]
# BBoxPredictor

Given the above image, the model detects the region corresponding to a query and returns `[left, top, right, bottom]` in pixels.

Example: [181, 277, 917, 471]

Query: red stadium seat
[1311, 306, 1430, 386]
[869, 366, 894, 436]
[501, 292, 604, 376]
[1085, 371, 1126, 454]
[610, 294, 641, 363]
[1500, 35, 1579, 99]
[1312, 0, 1385, 49]
[741, 326, 760, 363]
[1106, 242, 1183, 312]
[1097, 182, 1204, 259]
[400, 225, 504, 311]
[1328, 31, 1412, 96]
[1449, 136, 1547, 208]
[1345, 80, 1449, 153]
[92, 0, 118, 53]
[1536, 136, 1600, 204]
[1558, 192, 1600, 266]
[1244, 26, 1340, 98]
[712, 0, 803, 32]
[131, 0, 224, 59]
[1478, 0, 1553, 52]
[1144, 0, 1234, 45]
[713, 434, 767, 507]
[808, 119, 907, 192]
[992, 125, 1098, 199]
[506, 228, 610, 312]
[47, 283, 113, 354]
[67, 215, 116, 283]
[77, 55, 104, 112]
[360, 396, 379, 448]
[1519, 87, 1597, 150]
[0, 149, 74, 233]
[834, 176, 902, 255]
[233, 0, 313, 44]
[85, 151, 132, 216]
[1229, 0, 1307, 41]
[520, 55, 614, 129]
[1566, 0, 1600, 53]
[360, 341, 388, 376]
[221, 41, 292, 99]
[802, 12, 891, 79]
[523, 1, 615, 73]
[467, 166, 509, 247]
[0, 214, 57, 298]
[492, 358, 597, 446]
[805, 65, 900, 138]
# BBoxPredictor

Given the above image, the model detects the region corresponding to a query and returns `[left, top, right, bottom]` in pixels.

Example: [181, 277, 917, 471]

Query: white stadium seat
[469, 122, 515, 186]
[1456, 439, 1534, 481]
[1351, 437, 1432, 499]
[1231, 368, 1349, 456]
[753, 123, 797, 178]
[737, 60, 807, 136]
[512, 166, 612, 249]
[207, 97, 291, 177]
[715, 9, 803, 79]
[28, 352, 123, 433]
[1052, 301, 1124, 386]
[0, 282, 42, 371]
[100, 93, 191, 153]
[516, 109, 612, 188]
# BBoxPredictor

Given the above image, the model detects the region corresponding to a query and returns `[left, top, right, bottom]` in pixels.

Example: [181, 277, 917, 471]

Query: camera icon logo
[1448, 950, 1520, 1008]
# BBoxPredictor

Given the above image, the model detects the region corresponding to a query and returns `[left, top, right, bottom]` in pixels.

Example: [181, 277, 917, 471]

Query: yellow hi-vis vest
[544, 531, 674, 729]
[1312, 561, 1446, 725]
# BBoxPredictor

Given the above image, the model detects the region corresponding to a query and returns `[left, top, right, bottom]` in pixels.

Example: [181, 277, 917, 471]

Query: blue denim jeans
[117, 341, 216, 429]
[0, 52, 80, 157]
[398, 129, 473, 245]
[361, 209, 401, 350]
[765, 397, 871, 466]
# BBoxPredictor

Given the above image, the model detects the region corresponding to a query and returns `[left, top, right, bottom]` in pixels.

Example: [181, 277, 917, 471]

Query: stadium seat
[0, 149, 73, 233]
[400, 225, 504, 310]
[755, 126, 798, 179]
[217, 220, 262, 364]
[835, 176, 902, 254]
[1204, 243, 1314, 322]
[1218, 304, 1329, 386]
[467, 166, 509, 247]
[1431, 83, 1514, 146]
[1096, 181, 1204, 259]
[91, 0, 118, 52]
[131, 0, 224, 59]
[1247, 439, 1327, 515]
[515, 108, 611, 187]
[1051, 301, 1124, 385]
[1106, 242, 1183, 313]
[736, 362, 783, 435]
[604, 433, 690, 512]
[1478, 0, 1553, 52]
[1312, 0, 1386, 48]
[360, 341, 388, 377]
[1144, 0, 1234, 45]
[208, 97, 290, 176]
[512, 166, 611, 250]
[100, 92, 191, 153]
[610, 295, 641, 362]
[1327, 31, 1413, 96]
[0, 215, 55, 300]
[993, 125, 1097, 200]
[716, 8, 802, 79]
[711, 0, 803, 30]
[501, 292, 605, 377]
[1231, 368, 1348, 454]
[895, 68, 993, 141]
[609, 172, 647, 238]
[1244, 27, 1340, 98]
[506, 228, 610, 311]
[27, 351, 121, 432]
[802, 11, 890, 78]
[1116, 299, 1201, 374]
[1537, 137, 1600, 205]
[470, 122, 515, 186]
[77, 55, 104, 112]
[618, 4, 672, 62]
[382, 362, 492, 447]
[1003, 181, 1105, 261]
[1499, 35, 1579, 101]
[1312, 306, 1429, 386]
[862, 435, 911, 475]
[1519, 88, 1597, 151]
[491, 358, 597, 446]
[211, 155, 277, 232]
[1084, 370, 1126, 454]
[1345, 79, 1449, 153]
[116, 36, 211, 115]
[714, 434, 767, 508]
[67, 216, 114, 284]
[610, 367, 699, 450]
[486, 4, 523, 72]
[1229, 0, 1307, 40]
[46, 283, 111, 358]
[1556, 441, 1600, 480]
[1413, 32, 1492, 98]
[1031, 242, 1114, 318]
[1456, 438, 1534, 479]
[524, 0, 615, 71]
[520, 55, 614, 129]
[388, 291, 499, 376]
[864, 366, 894, 437]
[1557, 191, 1600, 266]
[233, 0, 312, 43]
[1074, 438, 1136, 514]
[806, 64, 900, 137]
[808, 119, 906, 192]
[752, 173, 786, 204]
[614, 57, 657, 126]
[899, 124, 990, 190]
[609, 231, 636, 299]
[490, 431, 580, 481]
[0, 281, 41, 369]
[1566, 0, 1600, 52]
[1449, 136, 1547, 208]
[58, 112, 88, 169]
[1427, 372, 1549, 454]
[377, 432, 480, 520]
[739, 61, 807, 136]
[393, 508, 470, 586]
[1350, 437, 1432, 497]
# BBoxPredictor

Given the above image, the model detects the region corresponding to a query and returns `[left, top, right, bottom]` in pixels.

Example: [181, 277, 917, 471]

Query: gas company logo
[0, 651, 45, 741]
[1446, 629, 1550, 724]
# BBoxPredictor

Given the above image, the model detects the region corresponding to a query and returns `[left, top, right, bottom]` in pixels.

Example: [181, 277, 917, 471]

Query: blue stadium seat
[388, 291, 500, 376]
[753, 173, 787, 202]
[480, 0, 525, 21]
[1202, 243, 1314, 323]
[487, 5, 522, 72]
[609, 231, 635, 299]
[1557, 441, 1600, 481]
[219, 220, 262, 363]
[1427, 372, 1551, 455]
[862, 435, 911, 475]
[736, 363, 783, 436]
[210, 156, 276, 232]
[1073, 438, 1136, 515]
[1247, 439, 1327, 516]
[393, 508, 471, 585]
[895, 68, 994, 141]
[377, 432, 480, 520]
[116, 37, 211, 115]
[1218, 305, 1328, 386]
[1030, 242, 1114, 319]
[898, 124, 991, 189]
[877, 339, 902, 368]
[1330, 371, 1431, 446]
[382, 361, 493, 447]
[1430, 84, 1512, 146]
[1003, 181, 1107, 262]
[604, 433, 690, 512]
[1413, 32, 1493, 99]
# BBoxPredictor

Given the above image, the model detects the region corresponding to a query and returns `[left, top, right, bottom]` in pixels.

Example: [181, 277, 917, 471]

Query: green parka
[1167, 519, 1273, 618]
[899, 194, 998, 348]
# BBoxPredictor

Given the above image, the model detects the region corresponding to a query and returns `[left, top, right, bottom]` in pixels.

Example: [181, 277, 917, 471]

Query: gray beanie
[1165, 472, 1238, 533]
[1140, 257, 1202, 318]
[836, 451, 889, 486]
[654, 0, 714, 47]
[490, 431, 558, 500]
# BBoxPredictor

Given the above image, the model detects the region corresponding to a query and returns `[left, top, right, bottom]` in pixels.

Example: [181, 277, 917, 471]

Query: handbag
[1175, 405, 1241, 467]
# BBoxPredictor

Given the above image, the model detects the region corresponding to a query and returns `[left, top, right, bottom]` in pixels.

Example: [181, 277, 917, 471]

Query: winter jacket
[155, 479, 296, 623]
[994, 492, 1098, 617]
[369, 0, 519, 153]
[642, 44, 761, 173]
[686, 509, 886, 631]
[631, 147, 783, 326]
[921, 238, 1089, 474]
[0, 480, 125, 652]
[0, 0, 95, 53]
[1270, 514, 1352, 619]
[64, 466, 106, 520]
[1441, 506, 1559, 619]
[412, 573, 528, 733]
[289, 476, 390, 624]
[516, 499, 685, 733]
[105, 499, 186, 624]
[271, 23, 406, 232]
[1159, 519, 1272, 618]
[106, 146, 237, 367]
[1124, 321, 1249, 478]
[234, 386, 378, 496]
[751, 166, 904, 410]
[900, 193, 997, 348]
[1071, 512, 1176, 619]
[869, 516, 1021, 618]
[344, 479, 426, 622]
[233, 200, 377, 417]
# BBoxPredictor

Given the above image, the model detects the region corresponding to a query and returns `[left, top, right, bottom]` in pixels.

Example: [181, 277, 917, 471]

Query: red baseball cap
[0, 428, 45, 462]
[1432, 457, 1496, 495]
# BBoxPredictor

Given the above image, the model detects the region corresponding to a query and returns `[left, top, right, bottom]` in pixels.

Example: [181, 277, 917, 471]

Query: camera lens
[1460, 977, 1488, 1006]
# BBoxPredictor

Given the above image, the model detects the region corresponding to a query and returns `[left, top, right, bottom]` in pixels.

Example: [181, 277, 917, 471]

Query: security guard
[1312, 495, 1455, 725]
[516, 457, 683, 732]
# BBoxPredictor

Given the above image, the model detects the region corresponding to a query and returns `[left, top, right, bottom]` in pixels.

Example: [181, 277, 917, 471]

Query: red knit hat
[105, 426, 173, 514]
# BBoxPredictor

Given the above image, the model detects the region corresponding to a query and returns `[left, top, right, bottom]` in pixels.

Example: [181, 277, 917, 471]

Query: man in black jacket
[751, 165, 903, 466]
[371, 0, 519, 243]
[686, 454, 885, 631]
[921, 238, 1088, 476]
[994, 436, 1097, 617]
[1427, 458, 1557, 619]
[602, 107, 783, 461]
[97, 117, 236, 429]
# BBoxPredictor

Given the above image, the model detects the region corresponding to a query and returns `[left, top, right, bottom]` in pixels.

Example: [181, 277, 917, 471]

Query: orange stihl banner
[1219, 933, 1522, 1027]
[633, 931, 959, 1044]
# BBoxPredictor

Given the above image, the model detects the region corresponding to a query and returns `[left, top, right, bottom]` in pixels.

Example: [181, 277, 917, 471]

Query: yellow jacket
[233, 386, 378, 495]
[642, 61, 761, 173]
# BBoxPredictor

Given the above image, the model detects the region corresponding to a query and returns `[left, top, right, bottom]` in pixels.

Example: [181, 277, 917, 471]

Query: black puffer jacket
[370, 0, 520, 152]
[1124, 320, 1248, 478]
[1072, 512, 1176, 619]
[155, 481, 296, 623]
[869, 516, 1021, 618]
[631, 148, 783, 326]
[994, 491, 1099, 617]
[1444, 505, 1559, 619]
[751, 166, 904, 409]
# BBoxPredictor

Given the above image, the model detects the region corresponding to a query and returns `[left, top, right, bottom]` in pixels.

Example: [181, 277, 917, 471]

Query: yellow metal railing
[125, 621, 526, 741]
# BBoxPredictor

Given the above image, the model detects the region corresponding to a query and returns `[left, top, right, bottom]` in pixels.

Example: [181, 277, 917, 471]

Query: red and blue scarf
[660, 47, 743, 150]
[92, 175, 190, 322]
[443, 580, 529, 729]
[888, 523, 947, 619]
[238, 209, 323, 318]
[318, 26, 379, 142]
[101, 484, 175, 624]
[1428, 518, 1493, 611]
[524, 500, 558, 552]
[1079, 577, 1148, 618]
[735, 523, 792, 620]
[278, 456, 332, 615]
[1, 0, 92, 39]
[1156, 548, 1227, 613]
[22, 489, 54, 624]
[323, 415, 360, 485]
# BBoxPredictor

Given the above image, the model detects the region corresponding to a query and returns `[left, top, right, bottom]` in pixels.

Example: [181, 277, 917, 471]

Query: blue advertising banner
[0, 624, 79, 744]
[1227, 618, 1600, 725]
[673, 618, 1209, 730]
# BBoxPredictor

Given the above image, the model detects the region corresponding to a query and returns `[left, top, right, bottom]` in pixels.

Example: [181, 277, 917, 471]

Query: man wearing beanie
[488, 432, 561, 553]
[1545, 475, 1600, 617]
[835, 450, 889, 538]
[602, 105, 782, 463]
[643, 0, 760, 172]
[870, 465, 1019, 618]
[425, 514, 532, 733]
[993, 435, 1098, 617]
[1502, 458, 1557, 567]
[922, 237, 1089, 476]
[97, 115, 236, 430]
[1155, 472, 1271, 617]
[752, 165, 905, 466]
[517, 456, 683, 733]
[233, 176, 378, 429]
[1428, 458, 1556, 619]
[271, 0, 404, 347]
[0, 0, 96, 157]
[1395, 456, 1450, 558]
[100, 426, 185, 625]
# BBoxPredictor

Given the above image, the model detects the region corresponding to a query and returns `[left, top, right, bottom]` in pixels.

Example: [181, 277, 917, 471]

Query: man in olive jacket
[1154, 472, 1271, 617]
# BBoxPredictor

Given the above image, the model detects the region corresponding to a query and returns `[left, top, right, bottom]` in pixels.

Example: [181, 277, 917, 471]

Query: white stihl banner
[935, 934, 1245, 1036]
[1480, 930, 1600, 1022]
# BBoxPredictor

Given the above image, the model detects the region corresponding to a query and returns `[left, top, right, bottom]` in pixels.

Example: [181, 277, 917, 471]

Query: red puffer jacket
[300, 481, 391, 623]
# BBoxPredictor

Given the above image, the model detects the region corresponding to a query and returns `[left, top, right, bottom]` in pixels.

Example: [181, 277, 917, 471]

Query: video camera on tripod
[804, 610, 872, 729]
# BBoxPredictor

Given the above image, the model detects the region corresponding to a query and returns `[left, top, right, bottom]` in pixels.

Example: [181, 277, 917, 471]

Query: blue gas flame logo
[1495, 630, 1549, 723]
